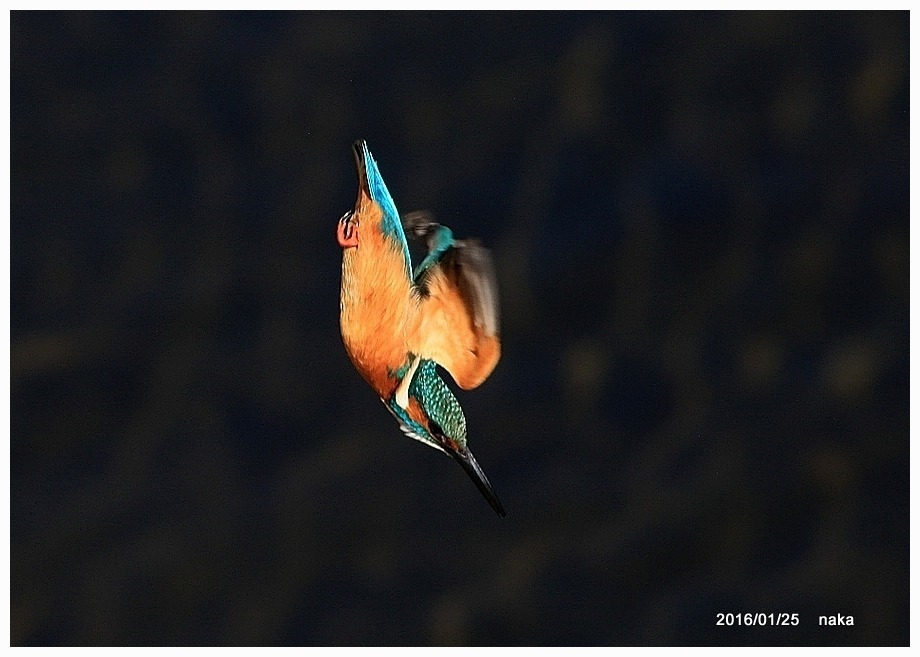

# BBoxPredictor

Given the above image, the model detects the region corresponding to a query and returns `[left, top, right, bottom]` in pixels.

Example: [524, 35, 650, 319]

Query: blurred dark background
[11, 11, 908, 646]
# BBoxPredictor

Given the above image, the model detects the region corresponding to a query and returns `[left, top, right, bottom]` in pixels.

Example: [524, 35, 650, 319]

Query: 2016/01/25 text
[716, 613, 799, 626]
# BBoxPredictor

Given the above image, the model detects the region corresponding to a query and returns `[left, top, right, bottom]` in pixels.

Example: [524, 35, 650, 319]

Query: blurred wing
[408, 238, 501, 390]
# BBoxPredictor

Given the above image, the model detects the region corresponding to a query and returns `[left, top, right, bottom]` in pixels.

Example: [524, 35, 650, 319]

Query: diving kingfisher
[337, 140, 505, 516]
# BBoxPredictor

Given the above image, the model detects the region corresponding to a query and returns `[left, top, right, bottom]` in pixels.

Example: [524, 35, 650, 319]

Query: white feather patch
[397, 421, 446, 453]
[394, 355, 420, 410]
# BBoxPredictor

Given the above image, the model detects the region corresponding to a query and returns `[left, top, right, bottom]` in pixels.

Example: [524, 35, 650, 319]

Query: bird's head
[391, 388, 506, 517]
[337, 140, 406, 254]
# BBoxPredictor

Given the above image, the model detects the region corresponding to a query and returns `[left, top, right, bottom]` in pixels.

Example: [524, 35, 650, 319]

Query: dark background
[11, 11, 908, 646]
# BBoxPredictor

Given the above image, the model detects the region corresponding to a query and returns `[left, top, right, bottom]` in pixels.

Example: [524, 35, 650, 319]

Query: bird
[337, 140, 505, 516]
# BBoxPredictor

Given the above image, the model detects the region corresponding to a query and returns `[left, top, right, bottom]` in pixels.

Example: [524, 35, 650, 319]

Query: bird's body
[337, 140, 505, 516]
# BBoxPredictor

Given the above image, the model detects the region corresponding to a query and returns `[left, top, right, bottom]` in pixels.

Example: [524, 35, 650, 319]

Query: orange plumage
[339, 191, 413, 400]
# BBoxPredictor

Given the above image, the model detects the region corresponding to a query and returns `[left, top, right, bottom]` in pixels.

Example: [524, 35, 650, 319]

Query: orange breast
[339, 203, 414, 399]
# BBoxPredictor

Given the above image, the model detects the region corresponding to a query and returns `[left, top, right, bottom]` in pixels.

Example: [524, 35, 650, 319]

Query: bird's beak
[448, 445, 507, 517]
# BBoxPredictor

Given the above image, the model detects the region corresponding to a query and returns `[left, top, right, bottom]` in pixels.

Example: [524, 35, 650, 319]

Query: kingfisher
[337, 140, 505, 516]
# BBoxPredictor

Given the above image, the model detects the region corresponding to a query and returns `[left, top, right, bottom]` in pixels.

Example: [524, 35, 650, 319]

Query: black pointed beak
[448, 446, 507, 517]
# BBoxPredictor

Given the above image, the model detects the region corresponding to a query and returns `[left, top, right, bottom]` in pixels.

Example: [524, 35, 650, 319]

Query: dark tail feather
[449, 447, 507, 517]
[352, 139, 370, 195]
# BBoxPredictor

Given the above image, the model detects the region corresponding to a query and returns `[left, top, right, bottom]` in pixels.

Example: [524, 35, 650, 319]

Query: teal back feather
[361, 142, 411, 271]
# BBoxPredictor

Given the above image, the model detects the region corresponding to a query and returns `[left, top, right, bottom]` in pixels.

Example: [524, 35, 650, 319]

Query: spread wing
[403, 212, 501, 390]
